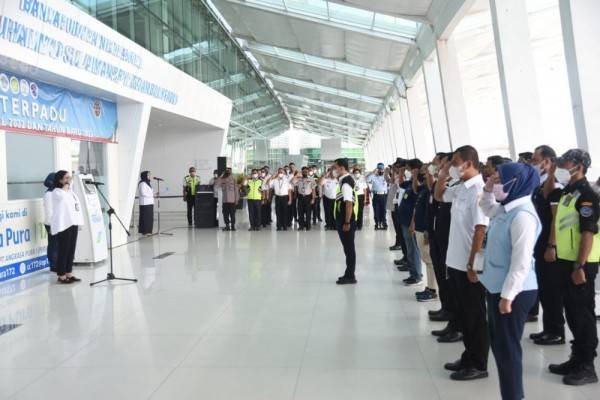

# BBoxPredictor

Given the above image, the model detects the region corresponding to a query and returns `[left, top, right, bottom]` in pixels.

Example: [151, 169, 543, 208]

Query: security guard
[245, 169, 263, 231]
[332, 158, 359, 285]
[546, 149, 599, 386]
[294, 167, 316, 230]
[183, 167, 201, 226]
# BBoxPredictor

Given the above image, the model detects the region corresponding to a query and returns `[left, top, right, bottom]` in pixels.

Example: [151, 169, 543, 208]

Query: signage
[0, 200, 49, 283]
[0, 69, 118, 142]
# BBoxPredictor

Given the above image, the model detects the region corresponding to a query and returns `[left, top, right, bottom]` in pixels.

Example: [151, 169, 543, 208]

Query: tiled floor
[0, 212, 598, 399]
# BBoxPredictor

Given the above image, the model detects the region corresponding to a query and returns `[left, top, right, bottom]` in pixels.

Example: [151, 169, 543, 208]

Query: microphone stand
[154, 179, 173, 236]
[90, 183, 137, 287]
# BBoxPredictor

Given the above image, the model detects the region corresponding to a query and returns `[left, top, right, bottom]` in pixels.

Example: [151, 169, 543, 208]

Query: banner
[0, 69, 117, 142]
[0, 200, 49, 283]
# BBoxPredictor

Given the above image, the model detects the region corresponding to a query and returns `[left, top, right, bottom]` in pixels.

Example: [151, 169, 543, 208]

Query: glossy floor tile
[0, 212, 598, 399]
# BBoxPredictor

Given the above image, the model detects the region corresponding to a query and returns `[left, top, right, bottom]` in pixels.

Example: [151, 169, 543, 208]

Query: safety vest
[247, 179, 262, 200]
[334, 184, 359, 221]
[185, 175, 201, 196]
[555, 190, 600, 262]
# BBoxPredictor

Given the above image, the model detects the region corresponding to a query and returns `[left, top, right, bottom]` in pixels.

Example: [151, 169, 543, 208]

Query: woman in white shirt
[43, 172, 58, 273]
[478, 162, 541, 400]
[137, 171, 155, 236]
[51, 170, 84, 284]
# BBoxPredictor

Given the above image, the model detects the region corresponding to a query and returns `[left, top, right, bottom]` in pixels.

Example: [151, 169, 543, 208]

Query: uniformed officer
[352, 166, 369, 230]
[332, 158, 359, 285]
[261, 166, 273, 227]
[245, 169, 263, 231]
[294, 167, 316, 230]
[183, 167, 201, 226]
[545, 149, 599, 386]
[367, 163, 389, 229]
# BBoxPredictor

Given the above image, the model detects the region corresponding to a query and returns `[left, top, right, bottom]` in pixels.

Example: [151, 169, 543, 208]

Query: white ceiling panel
[329, 0, 434, 19]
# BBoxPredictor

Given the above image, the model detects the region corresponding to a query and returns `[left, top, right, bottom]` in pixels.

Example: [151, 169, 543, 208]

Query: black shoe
[276, 227, 282, 231]
[396, 265, 409, 272]
[336, 276, 357, 285]
[549, 358, 579, 376]
[450, 368, 488, 381]
[444, 359, 463, 372]
[403, 277, 422, 286]
[222, 225, 230, 231]
[382, 224, 388, 230]
[417, 290, 438, 302]
[389, 245, 402, 251]
[526, 314, 538, 323]
[230, 226, 236, 231]
[428, 308, 444, 317]
[57, 277, 73, 284]
[563, 364, 598, 386]
[432, 325, 452, 337]
[529, 331, 546, 341]
[534, 334, 565, 346]
[437, 331, 463, 343]
[429, 310, 451, 322]
[67, 276, 81, 282]
[394, 258, 408, 266]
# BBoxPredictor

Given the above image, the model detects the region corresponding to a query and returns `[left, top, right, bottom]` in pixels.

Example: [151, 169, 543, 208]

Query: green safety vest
[247, 179, 262, 200]
[555, 190, 600, 262]
[334, 185, 359, 221]
[185, 175, 201, 196]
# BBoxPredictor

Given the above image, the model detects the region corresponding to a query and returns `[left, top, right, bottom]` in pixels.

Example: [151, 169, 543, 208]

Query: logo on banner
[20, 79, 29, 97]
[30, 82, 38, 99]
[10, 76, 19, 94]
[0, 74, 8, 92]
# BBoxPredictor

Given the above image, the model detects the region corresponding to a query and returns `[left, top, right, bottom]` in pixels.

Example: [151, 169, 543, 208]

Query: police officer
[546, 149, 599, 386]
[367, 163, 389, 230]
[245, 169, 263, 231]
[183, 167, 201, 226]
[332, 158, 358, 285]
[294, 167, 316, 230]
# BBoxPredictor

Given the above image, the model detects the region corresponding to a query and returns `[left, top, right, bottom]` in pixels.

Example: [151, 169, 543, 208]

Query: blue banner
[0, 69, 117, 142]
[0, 255, 48, 283]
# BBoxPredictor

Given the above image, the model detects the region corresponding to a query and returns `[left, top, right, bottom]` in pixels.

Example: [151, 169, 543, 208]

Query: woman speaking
[479, 162, 540, 400]
[138, 171, 154, 236]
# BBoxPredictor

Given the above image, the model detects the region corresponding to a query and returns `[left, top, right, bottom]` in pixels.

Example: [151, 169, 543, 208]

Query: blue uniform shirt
[368, 174, 388, 193]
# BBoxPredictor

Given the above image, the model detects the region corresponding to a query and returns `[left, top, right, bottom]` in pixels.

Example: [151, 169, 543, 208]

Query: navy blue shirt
[414, 186, 430, 232]
[398, 181, 420, 227]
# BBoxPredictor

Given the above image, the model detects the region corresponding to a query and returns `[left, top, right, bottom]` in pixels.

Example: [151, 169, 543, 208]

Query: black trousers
[429, 235, 451, 313]
[337, 220, 357, 279]
[557, 259, 598, 364]
[44, 225, 58, 272]
[288, 194, 298, 225]
[275, 195, 289, 229]
[372, 194, 387, 225]
[448, 267, 489, 370]
[186, 196, 195, 225]
[356, 194, 365, 229]
[297, 195, 313, 229]
[55, 225, 78, 276]
[247, 199, 261, 228]
[138, 204, 154, 234]
[312, 196, 322, 223]
[391, 206, 408, 257]
[488, 290, 537, 400]
[323, 197, 335, 228]
[535, 257, 565, 336]
[222, 202, 236, 227]
[261, 196, 272, 225]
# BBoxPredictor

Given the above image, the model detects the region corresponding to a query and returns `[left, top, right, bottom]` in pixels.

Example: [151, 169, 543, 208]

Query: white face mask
[449, 165, 461, 180]
[353, 172, 361, 179]
[404, 170, 412, 180]
[278, 173, 284, 178]
[427, 164, 438, 176]
[308, 171, 314, 176]
[252, 174, 258, 179]
[531, 162, 543, 177]
[332, 170, 339, 179]
[554, 167, 573, 185]
[492, 178, 516, 202]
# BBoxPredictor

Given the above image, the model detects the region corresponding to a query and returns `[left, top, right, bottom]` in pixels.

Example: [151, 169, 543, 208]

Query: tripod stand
[154, 179, 173, 236]
[90, 183, 137, 287]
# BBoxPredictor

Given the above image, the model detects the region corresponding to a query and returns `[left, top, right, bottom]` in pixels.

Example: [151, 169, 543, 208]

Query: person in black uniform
[528, 145, 566, 345]
[332, 158, 358, 285]
[546, 149, 599, 386]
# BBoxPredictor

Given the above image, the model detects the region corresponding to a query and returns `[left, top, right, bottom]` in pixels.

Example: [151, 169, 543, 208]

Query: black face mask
[302, 173, 308, 178]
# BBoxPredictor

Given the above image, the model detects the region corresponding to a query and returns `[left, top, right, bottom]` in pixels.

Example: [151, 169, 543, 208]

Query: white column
[406, 87, 435, 160]
[489, 0, 544, 159]
[422, 56, 452, 152]
[0, 130, 6, 202]
[399, 97, 416, 158]
[53, 137, 71, 171]
[559, 0, 600, 163]
[436, 38, 470, 150]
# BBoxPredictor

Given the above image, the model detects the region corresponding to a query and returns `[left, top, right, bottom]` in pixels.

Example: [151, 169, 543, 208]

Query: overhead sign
[0, 200, 49, 283]
[0, 69, 117, 142]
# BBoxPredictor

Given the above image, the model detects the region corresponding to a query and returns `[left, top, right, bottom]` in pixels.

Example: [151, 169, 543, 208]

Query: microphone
[83, 179, 104, 186]
[153, 177, 164, 181]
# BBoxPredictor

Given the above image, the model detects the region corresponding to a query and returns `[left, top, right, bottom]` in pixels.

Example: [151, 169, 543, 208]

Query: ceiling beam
[232, 104, 279, 121]
[244, 41, 398, 85]
[293, 124, 364, 145]
[292, 121, 366, 138]
[326, 1, 430, 24]
[267, 73, 383, 106]
[218, 0, 416, 45]
[281, 93, 377, 120]
[285, 104, 372, 127]
[233, 91, 269, 106]
[207, 72, 248, 89]
[290, 115, 369, 133]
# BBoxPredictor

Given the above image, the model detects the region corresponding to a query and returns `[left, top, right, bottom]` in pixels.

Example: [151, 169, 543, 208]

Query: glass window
[6, 133, 55, 200]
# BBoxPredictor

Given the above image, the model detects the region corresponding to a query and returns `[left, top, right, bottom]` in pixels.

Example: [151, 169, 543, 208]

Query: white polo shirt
[443, 174, 489, 271]
[322, 178, 338, 199]
[270, 177, 291, 196]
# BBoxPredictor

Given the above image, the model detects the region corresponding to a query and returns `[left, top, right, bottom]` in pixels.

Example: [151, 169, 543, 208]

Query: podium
[194, 191, 218, 228]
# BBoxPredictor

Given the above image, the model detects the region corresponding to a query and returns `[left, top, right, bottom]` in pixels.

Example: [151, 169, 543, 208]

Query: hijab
[496, 162, 539, 205]
[140, 171, 152, 188]
[44, 172, 56, 192]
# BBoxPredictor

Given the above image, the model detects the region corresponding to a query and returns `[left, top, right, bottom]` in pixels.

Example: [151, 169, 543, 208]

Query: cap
[557, 149, 591, 169]
[377, 163, 385, 170]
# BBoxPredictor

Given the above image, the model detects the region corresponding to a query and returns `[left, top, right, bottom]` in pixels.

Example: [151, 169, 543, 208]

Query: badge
[580, 206, 593, 218]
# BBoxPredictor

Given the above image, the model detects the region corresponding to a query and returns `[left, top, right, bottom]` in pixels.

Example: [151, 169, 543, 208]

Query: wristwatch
[466, 263, 474, 272]
[573, 262, 585, 271]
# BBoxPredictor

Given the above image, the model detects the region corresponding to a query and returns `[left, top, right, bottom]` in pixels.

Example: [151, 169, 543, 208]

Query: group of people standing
[371, 145, 599, 399]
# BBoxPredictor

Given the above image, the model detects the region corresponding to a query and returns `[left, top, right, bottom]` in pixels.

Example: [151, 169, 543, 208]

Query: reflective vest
[555, 190, 600, 262]
[185, 175, 201, 196]
[334, 185, 359, 221]
[247, 179, 262, 200]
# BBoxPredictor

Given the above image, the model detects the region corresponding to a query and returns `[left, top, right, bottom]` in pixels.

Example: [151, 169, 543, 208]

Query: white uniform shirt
[50, 188, 84, 235]
[138, 182, 155, 206]
[322, 178, 338, 199]
[443, 174, 489, 271]
[339, 174, 354, 201]
[270, 177, 291, 196]
[43, 190, 53, 226]
[354, 175, 368, 193]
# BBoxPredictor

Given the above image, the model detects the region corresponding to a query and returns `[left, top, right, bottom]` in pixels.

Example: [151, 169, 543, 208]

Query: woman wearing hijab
[51, 170, 84, 284]
[43, 172, 58, 272]
[138, 171, 154, 236]
[478, 162, 541, 400]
